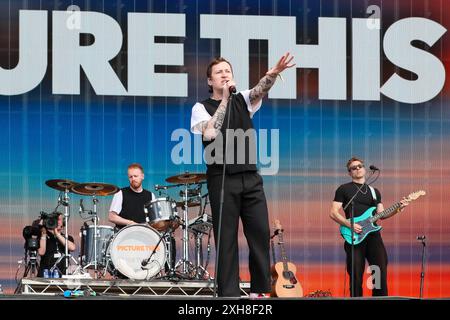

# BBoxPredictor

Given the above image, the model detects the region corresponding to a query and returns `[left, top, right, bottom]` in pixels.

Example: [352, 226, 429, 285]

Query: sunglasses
[349, 164, 365, 171]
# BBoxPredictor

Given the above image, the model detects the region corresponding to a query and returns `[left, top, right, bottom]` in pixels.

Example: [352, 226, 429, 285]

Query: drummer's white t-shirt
[109, 189, 156, 215]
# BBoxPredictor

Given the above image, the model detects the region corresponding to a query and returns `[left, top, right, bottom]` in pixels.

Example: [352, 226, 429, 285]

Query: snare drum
[107, 224, 166, 280]
[148, 198, 180, 231]
[80, 225, 114, 268]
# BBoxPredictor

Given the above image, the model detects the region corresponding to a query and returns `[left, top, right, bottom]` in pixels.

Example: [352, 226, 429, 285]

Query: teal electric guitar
[340, 190, 426, 245]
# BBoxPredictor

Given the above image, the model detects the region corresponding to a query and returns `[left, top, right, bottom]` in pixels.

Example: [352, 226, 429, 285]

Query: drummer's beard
[130, 180, 142, 190]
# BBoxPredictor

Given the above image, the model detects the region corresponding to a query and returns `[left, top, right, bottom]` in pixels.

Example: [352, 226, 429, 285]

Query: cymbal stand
[80, 194, 100, 278]
[92, 195, 99, 273]
[193, 230, 211, 280]
[174, 183, 195, 278]
[192, 195, 212, 280]
[51, 189, 78, 275]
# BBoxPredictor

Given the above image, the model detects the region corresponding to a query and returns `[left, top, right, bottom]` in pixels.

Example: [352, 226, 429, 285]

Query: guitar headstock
[406, 190, 426, 201]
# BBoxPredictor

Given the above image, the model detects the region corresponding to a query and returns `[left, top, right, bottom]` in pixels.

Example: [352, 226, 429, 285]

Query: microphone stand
[418, 235, 426, 298]
[213, 92, 234, 298]
[342, 169, 377, 297]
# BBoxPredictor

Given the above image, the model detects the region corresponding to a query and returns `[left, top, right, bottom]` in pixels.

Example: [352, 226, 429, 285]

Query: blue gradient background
[0, 0, 449, 296]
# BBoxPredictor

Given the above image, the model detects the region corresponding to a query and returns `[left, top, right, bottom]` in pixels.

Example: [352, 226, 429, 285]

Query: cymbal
[71, 182, 119, 196]
[166, 173, 207, 184]
[45, 179, 79, 192]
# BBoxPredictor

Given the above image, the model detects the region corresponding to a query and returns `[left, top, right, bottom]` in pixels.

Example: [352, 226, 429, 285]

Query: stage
[16, 277, 250, 297]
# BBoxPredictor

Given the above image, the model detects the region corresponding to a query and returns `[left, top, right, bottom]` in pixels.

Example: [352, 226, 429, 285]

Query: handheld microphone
[417, 235, 426, 241]
[229, 85, 237, 94]
[369, 165, 380, 171]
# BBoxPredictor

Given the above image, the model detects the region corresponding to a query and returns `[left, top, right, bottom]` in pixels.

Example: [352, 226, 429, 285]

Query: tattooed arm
[248, 73, 277, 110]
[249, 52, 296, 110]
[194, 100, 229, 141]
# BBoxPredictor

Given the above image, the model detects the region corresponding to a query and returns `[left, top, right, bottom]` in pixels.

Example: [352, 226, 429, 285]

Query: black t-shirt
[334, 182, 382, 219]
[118, 187, 153, 229]
[38, 233, 74, 276]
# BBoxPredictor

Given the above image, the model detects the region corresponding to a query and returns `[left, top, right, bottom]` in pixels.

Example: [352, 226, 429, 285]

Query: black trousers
[344, 231, 388, 297]
[207, 171, 271, 297]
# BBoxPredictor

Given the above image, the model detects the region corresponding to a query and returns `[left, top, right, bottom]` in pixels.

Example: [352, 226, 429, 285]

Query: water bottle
[43, 269, 50, 278]
[53, 269, 60, 278]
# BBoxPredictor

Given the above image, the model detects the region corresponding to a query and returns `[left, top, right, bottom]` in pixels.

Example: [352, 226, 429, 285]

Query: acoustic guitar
[271, 219, 303, 297]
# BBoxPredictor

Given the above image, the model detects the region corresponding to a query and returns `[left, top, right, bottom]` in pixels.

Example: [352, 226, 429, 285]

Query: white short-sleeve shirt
[190, 89, 262, 134]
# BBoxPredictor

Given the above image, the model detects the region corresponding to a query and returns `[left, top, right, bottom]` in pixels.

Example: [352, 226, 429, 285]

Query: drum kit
[43, 172, 213, 281]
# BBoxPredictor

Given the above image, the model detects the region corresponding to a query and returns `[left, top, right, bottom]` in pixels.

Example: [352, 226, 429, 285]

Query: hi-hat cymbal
[71, 182, 119, 196]
[45, 179, 79, 192]
[166, 173, 206, 184]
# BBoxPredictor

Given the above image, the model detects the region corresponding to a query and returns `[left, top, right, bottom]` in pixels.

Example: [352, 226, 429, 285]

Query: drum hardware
[166, 174, 205, 278]
[79, 194, 101, 276]
[159, 172, 210, 280]
[179, 184, 202, 198]
[45, 179, 81, 276]
[176, 199, 201, 208]
[140, 222, 179, 280]
[188, 193, 213, 280]
[192, 228, 212, 280]
[143, 200, 183, 281]
[72, 182, 119, 278]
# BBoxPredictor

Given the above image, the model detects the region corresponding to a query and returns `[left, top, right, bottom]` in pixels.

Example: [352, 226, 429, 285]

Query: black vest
[118, 187, 153, 228]
[201, 94, 258, 176]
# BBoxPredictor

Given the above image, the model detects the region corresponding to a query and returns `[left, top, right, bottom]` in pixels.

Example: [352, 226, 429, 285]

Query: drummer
[108, 163, 156, 229]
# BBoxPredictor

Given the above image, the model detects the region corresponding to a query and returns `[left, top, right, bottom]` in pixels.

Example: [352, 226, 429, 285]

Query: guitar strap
[369, 186, 377, 202]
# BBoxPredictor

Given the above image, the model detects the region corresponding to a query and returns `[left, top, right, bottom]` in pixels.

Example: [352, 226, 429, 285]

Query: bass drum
[107, 224, 166, 280]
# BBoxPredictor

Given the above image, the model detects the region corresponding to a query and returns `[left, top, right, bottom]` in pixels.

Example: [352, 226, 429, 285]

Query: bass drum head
[109, 224, 166, 280]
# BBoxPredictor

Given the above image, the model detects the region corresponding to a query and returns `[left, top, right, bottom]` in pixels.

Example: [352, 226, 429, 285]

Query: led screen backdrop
[0, 0, 449, 297]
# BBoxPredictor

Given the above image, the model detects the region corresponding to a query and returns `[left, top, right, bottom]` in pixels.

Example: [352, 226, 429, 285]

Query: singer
[108, 163, 156, 229]
[329, 157, 409, 296]
[190, 53, 295, 297]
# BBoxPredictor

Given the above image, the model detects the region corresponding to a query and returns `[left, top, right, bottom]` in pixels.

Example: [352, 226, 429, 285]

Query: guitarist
[329, 157, 409, 297]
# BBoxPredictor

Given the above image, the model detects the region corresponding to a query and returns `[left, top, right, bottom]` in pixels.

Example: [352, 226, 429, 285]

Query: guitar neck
[370, 202, 402, 223]
[277, 232, 289, 271]
[271, 238, 277, 264]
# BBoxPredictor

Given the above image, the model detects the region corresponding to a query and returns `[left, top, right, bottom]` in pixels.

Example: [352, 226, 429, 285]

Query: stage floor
[16, 277, 250, 297]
